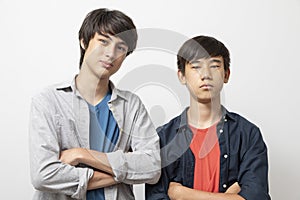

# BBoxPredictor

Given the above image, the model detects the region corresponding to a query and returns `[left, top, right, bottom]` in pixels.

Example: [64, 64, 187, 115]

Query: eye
[117, 45, 128, 53]
[210, 65, 220, 69]
[99, 39, 108, 45]
[191, 65, 201, 69]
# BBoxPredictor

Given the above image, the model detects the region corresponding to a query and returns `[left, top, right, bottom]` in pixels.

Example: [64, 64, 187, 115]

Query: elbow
[145, 168, 161, 184]
[146, 152, 161, 184]
[239, 184, 271, 200]
[30, 167, 58, 191]
[31, 172, 46, 191]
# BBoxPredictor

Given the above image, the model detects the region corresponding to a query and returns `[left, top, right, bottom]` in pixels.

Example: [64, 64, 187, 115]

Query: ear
[178, 70, 186, 84]
[224, 68, 230, 83]
[80, 39, 86, 50]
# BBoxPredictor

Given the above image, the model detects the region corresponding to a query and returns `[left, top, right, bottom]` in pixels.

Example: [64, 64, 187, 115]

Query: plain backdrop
[1, 0, 300, 199]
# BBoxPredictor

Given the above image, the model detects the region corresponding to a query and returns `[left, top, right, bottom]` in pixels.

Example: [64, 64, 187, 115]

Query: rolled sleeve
[29, 95, 93, 199]
[238, 127, 271, 200]
[106, 150, 127, 182]
[106, 136, 161, 184]
[106, 97, 161, 184]
[71, 168, 94, 199]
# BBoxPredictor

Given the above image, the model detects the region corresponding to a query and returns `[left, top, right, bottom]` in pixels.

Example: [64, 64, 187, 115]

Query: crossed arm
[167, 182, 245, 200]
[30, 95, 160, 197]
[60, 148, 117, 190]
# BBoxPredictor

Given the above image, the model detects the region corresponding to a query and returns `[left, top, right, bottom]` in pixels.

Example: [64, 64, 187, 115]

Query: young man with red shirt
[146, 35, 271, 200]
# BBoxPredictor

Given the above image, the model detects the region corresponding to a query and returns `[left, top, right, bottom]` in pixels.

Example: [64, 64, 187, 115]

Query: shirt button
[223, 184, 227, 188]
[219, 129, 223, 133]
[224, 118, 227, 122]
[224, 154, 228, 159]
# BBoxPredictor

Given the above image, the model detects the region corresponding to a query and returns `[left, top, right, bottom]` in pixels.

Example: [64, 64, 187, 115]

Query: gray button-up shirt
[29, 78, 161, 200]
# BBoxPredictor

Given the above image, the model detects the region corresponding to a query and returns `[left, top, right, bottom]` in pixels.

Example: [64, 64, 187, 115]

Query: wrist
[174, 184, 185, 200]
[75, 148, 87, 164]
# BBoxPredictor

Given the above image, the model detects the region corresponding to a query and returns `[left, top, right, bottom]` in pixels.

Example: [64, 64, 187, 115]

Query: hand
[60, 148, 113, 175]
[59, 148, 89, 166]
[168, 182, 184, 200]
[225, 182, 241, 194]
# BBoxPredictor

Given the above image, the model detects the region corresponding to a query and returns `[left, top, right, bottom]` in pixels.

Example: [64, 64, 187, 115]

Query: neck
[75, 70, 109, 105]
[188, 97, 222, 129]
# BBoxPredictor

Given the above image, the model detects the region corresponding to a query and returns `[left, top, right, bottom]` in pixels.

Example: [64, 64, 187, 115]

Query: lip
[100, 60, 113, 68]
[200, 84, 213, 89]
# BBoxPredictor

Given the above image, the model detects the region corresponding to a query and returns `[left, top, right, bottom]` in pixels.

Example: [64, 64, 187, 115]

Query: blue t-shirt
[86, 90, 119, 200]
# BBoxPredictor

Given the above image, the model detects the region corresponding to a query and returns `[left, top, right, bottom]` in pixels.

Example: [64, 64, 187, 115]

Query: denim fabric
[146, 107, 271, 200]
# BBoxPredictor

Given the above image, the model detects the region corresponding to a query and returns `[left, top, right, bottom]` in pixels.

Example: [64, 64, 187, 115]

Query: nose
[199, 66, 212, 80]
[104, 45, 116, 60]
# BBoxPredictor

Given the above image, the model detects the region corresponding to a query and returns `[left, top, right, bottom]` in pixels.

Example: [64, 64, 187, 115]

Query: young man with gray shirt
[29, 8, 161, 200]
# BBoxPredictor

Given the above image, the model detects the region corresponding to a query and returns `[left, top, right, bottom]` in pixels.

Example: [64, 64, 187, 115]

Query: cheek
[85, 47, 102, 62]
[114, 55, 126, 64]
[188, 74, 201, 83]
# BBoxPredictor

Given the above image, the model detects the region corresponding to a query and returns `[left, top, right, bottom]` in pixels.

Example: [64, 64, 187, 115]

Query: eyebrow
[190, 59, 222, 65]
[189, 60, 202, 65]
[99, 33, 111, 40]
[209, 59, 222, 64]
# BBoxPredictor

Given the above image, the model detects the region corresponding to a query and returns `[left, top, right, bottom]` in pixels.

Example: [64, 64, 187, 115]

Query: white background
[1, 0, 300, 199]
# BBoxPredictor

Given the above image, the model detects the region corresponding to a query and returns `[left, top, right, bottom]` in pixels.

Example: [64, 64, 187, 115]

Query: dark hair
[78, 8, 138, 68]
[177, 35, 230, 74]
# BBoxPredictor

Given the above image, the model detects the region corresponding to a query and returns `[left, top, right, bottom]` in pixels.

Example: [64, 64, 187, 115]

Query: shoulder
[31, 82, 69, 106]
[115, 88, 141, 101]
[113, 87, 145, 110]
[226, 109, 264, 143]
[31, 84, 56, 101]
[157, 115, 182, 133]
[156, 114, 183, 144]
[110, 81, 143, 104]
[227, 110, 260, 131]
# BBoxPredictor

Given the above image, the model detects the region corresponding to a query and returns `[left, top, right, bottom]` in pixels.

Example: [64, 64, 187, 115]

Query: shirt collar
[55, 75, 128, 101]
[55, 75, 81, 97]
[109, 81, 128, 102]
[177, 105, 236, 132]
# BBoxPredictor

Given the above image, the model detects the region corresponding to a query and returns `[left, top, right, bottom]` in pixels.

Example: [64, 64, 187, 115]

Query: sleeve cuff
[71, 168, 94, 199]
[106, 150, 128, 182]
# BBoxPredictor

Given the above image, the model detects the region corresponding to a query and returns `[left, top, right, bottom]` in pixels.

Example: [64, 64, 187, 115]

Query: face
[81, 32, 129, 79]
[178, 56, 230, 104]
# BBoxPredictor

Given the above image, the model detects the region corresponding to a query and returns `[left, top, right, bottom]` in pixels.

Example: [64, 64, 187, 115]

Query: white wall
[0, 0, 299, 199]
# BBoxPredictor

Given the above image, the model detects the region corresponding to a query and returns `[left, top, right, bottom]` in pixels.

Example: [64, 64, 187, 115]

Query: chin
[196, 96, 213, 103]
[96, 72, 110, 79]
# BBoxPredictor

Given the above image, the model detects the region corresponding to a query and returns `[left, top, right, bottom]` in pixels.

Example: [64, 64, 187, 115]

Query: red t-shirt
[189, 123, 220, 192]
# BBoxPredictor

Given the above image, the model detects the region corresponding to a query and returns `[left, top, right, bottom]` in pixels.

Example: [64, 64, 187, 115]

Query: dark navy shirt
[146, 107, 271, 200]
